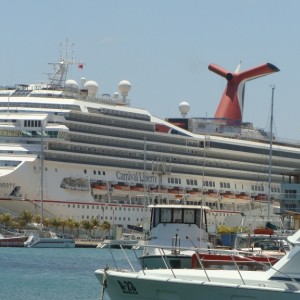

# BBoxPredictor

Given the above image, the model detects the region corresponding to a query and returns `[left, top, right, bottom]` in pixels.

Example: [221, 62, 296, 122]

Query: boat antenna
[267, 84, 275, 221]
[48, 39, 84, 88]
[40, 120, 44, 225]
[199, 113, 207, 246]
[142, 137, 148, 237]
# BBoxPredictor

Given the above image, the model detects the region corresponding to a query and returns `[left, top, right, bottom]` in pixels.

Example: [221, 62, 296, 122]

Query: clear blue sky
[0, 0, 298, 140]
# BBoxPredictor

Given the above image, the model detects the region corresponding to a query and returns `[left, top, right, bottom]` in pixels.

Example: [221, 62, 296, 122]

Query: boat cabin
[149, 204, 210, 231]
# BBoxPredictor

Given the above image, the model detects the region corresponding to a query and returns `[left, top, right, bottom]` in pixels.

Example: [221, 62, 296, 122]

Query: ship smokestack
[209, 63, 280, 124]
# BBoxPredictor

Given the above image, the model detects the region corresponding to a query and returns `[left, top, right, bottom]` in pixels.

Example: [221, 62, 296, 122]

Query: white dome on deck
[65, 79, 78, 88]
[118, 80, 131, 99]
[179, 101, 190, 117]
[83, 80, 99, 97]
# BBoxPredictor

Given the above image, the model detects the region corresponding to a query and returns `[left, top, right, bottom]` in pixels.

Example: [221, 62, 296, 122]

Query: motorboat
[138, 203, 281, 270]
[95, 230, 300, 300]
[24, 230, 75, 248]
[0, 233, 28, 247]
[96, 233, 142, 249]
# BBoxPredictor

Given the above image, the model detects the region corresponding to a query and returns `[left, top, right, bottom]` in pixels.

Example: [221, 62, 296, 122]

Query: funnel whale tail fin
[209, 63, 280, 124]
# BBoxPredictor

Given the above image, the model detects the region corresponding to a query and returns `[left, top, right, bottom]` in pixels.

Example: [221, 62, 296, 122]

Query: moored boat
[94, 230, 300, 300]
[24, 230, 75, 248]
[96, 233, 142, 249]
[139, 202, 282, 270]
[0, 233, 28, 247]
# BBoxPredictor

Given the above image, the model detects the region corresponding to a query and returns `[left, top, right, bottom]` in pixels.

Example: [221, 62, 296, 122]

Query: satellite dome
[80, 77, 86, 86]
[118, 80, 131, 99]
[65, 79, 78, 88]
[83, 80, 99, 97]
[113, 92, 119, 99]
[179, 101, 190, 117]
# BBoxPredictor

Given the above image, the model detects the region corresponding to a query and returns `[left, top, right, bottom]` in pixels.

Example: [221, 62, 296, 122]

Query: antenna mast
[48, 39, 78, 88]
[267, 85, 275, 221]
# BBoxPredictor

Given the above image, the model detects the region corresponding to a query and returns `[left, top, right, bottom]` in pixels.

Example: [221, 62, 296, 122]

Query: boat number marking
[0, 182, 15, 188]
[117, 280, 139, 295]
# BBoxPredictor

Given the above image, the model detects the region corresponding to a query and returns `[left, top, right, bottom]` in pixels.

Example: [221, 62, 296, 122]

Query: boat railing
[98, 245, 300, 288]
[102, 244, 300, 287]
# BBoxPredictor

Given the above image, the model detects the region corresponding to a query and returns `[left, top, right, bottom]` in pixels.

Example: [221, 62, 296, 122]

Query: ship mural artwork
[0, 41, 297, 234]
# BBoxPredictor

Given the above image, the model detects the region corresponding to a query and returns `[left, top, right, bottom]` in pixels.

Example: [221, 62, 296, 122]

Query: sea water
[0, 247, 140, 300]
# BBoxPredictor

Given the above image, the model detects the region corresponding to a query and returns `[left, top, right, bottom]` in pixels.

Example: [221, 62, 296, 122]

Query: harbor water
[0, 247, 140, 300]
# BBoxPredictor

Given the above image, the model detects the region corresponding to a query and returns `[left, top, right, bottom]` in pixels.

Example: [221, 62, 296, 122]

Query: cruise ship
[0, 43, 298, 233]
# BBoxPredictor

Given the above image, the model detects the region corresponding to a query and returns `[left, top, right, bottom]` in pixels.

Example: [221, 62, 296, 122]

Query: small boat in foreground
[95, 230, 300, 300]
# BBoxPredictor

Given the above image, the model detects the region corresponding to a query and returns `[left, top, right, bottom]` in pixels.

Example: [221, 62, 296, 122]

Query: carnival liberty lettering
[116, 171, 157, 184]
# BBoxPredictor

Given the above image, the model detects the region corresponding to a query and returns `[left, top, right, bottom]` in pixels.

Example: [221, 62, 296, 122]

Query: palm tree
[0, 213, 13, 229]
[90, 217, 100, 239]
[73, 221, 81, 239]
[60, 218, 67, 234]
[50, 217, 62, 232]
[43, 217, 51, 228]
[19, 210, 34, 227]
[34, 215, 41, 224]
[100, 221, 111, 238]
[81, 220, 94, 238]
[66, 218, 75, 235]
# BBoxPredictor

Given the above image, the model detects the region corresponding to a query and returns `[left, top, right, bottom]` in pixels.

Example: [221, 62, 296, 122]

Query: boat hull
[24, 235, 75, 248]
[95, 269, 300, 300]
[0, 236, 28, 247]
[26, 239, 75, 248]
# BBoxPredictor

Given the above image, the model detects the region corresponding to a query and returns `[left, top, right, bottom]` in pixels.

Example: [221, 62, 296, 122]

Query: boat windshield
[151, 207, 203, 227]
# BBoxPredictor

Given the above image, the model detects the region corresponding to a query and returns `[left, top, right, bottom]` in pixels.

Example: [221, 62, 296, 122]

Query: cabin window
[161, 208, 172, 223]
[183, 209, 195, 224]
[173, 208, 182, 223]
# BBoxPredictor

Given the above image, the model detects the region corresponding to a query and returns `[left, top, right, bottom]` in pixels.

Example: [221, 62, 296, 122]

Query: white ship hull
[0, 155, 282, 231]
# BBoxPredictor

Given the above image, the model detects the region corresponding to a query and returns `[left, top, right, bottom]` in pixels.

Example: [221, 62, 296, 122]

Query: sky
[0, 0, 299, 140]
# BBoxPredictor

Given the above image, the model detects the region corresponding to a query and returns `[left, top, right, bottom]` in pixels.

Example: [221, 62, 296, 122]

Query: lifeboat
[223, 191, 235, 199]
[255, 194, 268, 202]
[186, 188, 200, 195]
[235, 192, 250, 200]
[113, 184, 130, 191]
[207, 189, 218, 197]
[92, 182, 107, 190]
[148, 185, 158, 193]
[168, 187, 183, 195]
[130, 184, 144, 192]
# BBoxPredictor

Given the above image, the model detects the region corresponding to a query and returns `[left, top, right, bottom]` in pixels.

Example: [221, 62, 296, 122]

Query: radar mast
[48, 39, 83, 88]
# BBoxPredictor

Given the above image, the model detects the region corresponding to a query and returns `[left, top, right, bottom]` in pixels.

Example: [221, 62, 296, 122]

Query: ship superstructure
[0, 44, 298, 232]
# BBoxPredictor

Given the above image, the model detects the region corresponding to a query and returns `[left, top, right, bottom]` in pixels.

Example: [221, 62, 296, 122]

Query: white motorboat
[138, 203, 282, 270]
[139, 203, 214, 269]
[24, 230, 75, 248]
[95, 230, 300, 300]
[96, 233, 142, 249]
